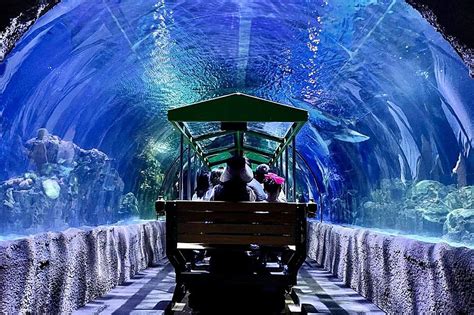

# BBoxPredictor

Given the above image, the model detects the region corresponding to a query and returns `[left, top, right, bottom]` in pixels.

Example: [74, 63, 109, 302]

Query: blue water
[0, 0, 473, 245]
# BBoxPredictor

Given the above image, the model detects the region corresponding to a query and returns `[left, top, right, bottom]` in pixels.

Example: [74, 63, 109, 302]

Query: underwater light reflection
[0, 0, 472, 246]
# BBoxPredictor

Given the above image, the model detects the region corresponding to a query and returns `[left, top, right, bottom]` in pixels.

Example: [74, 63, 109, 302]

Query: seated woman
[192, 170, 213, 201]
[256, 164, 286, 202]
[263, 173, 285, 202]
[212, 155, 256, 202]
[209, 155, 256, 275]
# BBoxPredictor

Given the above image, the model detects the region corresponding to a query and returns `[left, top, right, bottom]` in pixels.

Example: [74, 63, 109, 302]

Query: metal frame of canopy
[167, 93, 308, 201]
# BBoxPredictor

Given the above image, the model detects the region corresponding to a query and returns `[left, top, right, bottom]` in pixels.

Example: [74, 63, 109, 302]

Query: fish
[292, 99, 370, 143]
[333, 129, 370, 143]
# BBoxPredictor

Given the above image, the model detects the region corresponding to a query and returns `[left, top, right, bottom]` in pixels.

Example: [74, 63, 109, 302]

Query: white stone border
[2, 220, 472, 313]
[307, 221, 474, 314]
[0, 221, 166, 313]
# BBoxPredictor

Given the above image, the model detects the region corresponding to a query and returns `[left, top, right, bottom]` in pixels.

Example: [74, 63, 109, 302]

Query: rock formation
[0, 129, 137, 235]
[444, 208, 474, 244]
[354, 179, 473, 245]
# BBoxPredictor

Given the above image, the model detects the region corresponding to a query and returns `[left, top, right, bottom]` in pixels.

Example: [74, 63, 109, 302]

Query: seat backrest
[165, 201, 306, 246]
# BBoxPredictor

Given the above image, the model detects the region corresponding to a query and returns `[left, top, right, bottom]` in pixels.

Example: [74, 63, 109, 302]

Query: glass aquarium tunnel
[0, 0, 473, 248]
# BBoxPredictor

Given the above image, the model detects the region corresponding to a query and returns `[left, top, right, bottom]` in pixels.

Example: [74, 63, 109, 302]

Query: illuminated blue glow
[0, 0, 473, 245]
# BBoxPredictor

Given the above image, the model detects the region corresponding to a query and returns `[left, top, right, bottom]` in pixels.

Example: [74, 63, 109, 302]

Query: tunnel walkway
[74, 260, 383, 314]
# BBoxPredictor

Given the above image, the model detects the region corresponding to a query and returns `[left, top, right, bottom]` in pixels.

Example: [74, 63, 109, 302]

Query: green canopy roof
[168, 93, 308, 167]
[168, 93, 308, 122]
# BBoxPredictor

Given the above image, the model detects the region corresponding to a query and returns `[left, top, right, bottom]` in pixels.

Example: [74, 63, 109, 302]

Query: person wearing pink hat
[263, 173, 285, 202]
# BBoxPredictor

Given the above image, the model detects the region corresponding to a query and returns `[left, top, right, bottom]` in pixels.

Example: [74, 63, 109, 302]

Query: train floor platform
[74, 260, 383, 314]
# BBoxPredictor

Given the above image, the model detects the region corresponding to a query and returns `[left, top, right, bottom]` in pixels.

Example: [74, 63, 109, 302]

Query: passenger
[192, 170, 213, 200]
[238, 163, 267, 201]
[257, 164, 287, 202]
[247, 177, 267, 201]
[210, 167, 224, 187]
[277, 183, 287, 202]
[264, 173, 285, 202]
[255, 163, 270, 184]
[212, 155, 256, 201]
[209, 156, 258, 275]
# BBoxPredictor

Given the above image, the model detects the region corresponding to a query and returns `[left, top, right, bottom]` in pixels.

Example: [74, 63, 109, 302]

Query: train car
[156, 93, 316, 314]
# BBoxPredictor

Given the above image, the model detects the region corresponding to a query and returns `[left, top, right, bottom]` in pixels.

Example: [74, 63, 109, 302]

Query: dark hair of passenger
[210, 167, 224, 186]
[255, 164, 270, 183]
[195, 170, 211, 198]
[263, 177, 281, 194]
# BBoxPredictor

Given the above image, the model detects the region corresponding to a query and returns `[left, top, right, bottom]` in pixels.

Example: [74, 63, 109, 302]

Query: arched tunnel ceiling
[0, 0, 473, 213]
[2, 0, 474, 74]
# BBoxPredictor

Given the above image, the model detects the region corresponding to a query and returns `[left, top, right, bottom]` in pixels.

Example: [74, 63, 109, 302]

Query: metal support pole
[192, 152, 197, 194]
[187, 143, 192, 200]
[179, 134, 184, 200]
[292, 139, 296, 202]
[285, 147, 289, 200]
[279, 153, 283, 176]
[235, 131, 243, 156]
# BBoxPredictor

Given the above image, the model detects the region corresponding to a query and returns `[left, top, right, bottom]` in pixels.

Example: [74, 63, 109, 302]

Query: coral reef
[444, 208, 474, 244]
[0, 221, 165, 313]
[307, 222, 474, 314]
[0, 129, 137, 234]
[119, 192, 140, 220]
[134, 139, 165, 218]
[354, 179, 473, 245]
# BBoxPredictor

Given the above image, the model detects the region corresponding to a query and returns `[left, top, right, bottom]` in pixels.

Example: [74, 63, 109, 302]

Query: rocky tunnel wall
[0, 221, 166, 314]
[307, 221, 474, 314]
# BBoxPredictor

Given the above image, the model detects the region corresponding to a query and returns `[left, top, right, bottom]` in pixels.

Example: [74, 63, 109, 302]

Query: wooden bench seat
[158, 200, 310, 311]
[162, 201, 307, 273]
[166, 201, 305, 248]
